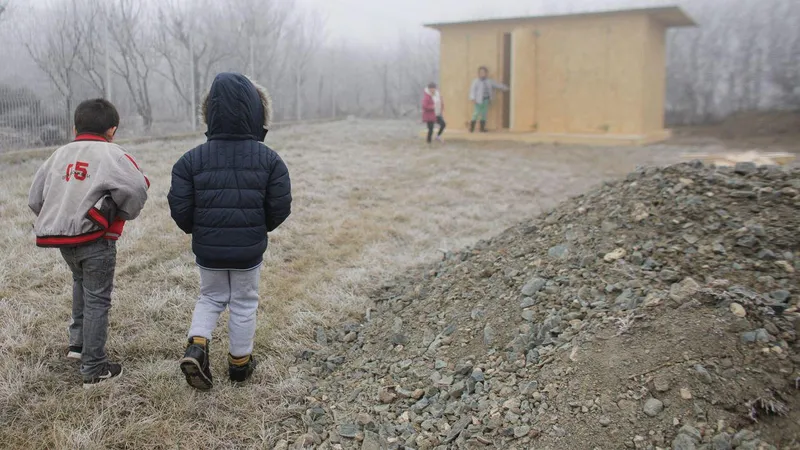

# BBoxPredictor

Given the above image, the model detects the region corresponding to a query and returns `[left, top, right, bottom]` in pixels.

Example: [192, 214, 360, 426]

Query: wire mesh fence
[0, 85, 72, 152]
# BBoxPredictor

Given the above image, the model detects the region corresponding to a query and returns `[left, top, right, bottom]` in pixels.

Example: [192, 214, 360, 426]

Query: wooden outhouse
[425, 6, 696, 145]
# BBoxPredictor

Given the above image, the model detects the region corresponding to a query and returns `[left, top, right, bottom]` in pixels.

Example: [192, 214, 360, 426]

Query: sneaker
[82, 362, 123, 388]
[228, 354, 257, 383]
[435, 135, 444, 143]
[180, 337, 213, 391]
[67, 346, 82, 361]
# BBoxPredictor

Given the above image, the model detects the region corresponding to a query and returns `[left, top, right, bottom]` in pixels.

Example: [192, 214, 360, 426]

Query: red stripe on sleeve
[124, 154, 149, 188]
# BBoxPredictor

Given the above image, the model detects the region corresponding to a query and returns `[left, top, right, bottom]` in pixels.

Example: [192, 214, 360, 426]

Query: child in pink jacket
[422, 82, 446, 143]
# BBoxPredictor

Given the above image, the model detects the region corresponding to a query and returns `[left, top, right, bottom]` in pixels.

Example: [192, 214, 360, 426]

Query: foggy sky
[296, 0, 675, 43]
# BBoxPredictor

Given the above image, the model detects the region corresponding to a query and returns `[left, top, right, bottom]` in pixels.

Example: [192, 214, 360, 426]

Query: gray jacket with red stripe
[28, 134, 150, 247]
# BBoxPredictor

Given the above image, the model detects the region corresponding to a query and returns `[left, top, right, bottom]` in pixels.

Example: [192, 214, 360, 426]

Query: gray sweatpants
[60, 239, 116, 377]
[187, 267, 261, 357]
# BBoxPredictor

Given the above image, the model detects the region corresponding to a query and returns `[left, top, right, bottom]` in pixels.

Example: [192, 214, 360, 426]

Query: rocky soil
[285, 161, 800, 449]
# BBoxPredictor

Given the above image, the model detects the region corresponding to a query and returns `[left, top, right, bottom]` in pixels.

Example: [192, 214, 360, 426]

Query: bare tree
[106, 0, 156, 130]
[769, 0, 800, 108]
[23, 0, 84, 132]
[154, 0, 228, 126]
[287, 11, 325, 121]
[226, 0, 294, 81]
[73, 0, 106, 96]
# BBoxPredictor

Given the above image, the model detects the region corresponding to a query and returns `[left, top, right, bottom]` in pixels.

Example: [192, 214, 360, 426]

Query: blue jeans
[60, 239, 116, 378]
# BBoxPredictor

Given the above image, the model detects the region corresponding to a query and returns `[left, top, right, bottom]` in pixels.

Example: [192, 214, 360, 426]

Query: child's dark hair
[428, 82, 437, 89]
[74, 99, 120, 135]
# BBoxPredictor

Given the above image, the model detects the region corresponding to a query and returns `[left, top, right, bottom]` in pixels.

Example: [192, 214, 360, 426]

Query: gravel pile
[286, 161, 800, 450]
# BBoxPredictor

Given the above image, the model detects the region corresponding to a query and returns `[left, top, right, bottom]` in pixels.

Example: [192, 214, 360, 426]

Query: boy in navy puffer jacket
[168, 73, 291, 390]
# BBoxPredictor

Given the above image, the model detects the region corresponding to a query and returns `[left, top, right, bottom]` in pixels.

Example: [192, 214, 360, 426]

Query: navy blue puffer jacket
[167, 73, 291, 270]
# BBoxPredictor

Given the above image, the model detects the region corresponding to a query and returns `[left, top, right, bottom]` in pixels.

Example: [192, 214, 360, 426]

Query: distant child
[469, 66, 508, 132]
[28, 99, 150, 388]
[168, 73, 292, 390]
[422, 82, 446, 143]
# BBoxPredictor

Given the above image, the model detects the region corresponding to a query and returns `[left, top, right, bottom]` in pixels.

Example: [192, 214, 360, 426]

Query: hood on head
[201, 72, 272, 141]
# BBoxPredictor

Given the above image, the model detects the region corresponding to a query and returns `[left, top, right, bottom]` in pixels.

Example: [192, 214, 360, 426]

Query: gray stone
[392, 317, 403, 333]
[734, 162, 757, 175]
[483, 324, 495, 346]
[678, 425, 702, 442]
[711, 433, 732, 450]
[514, 425, 531, 438]
[630, 251, 644, 265]
[391, 333, 409, 346]
[471, 308, 485, 320]
[361, 431, 381, 450]
[737, 441, 765, 450]
[643, 398, 664, 417]
[522, 310, 536, 322]
[338, 424, 360, 438]
[694, 364, 713, 384]
[740, 331, 758, 343]
[519, 381, 538, 395]
[672, 434, 697, 450]
[730, 190, 756, 199]
[443, 417, 470, 443]
[732, 430, 756, 446]
[654, 377, 671, 392]
[758, 249, 777, 260]
[736, 235, 758, 248]
[450, 381, 466, 399]
[548, 244, 570, 259]
[599, 416, 612, 427]
[771, 290, 791, 303]
[455, 362, 473, 376]
[521, 278, 547, 296]
[643, 258, 659, 270]
[470, 368, 485, 382]
[660, 269, 681, 282]
[670, 278, 701, 304]
[748, 222, 767, 237]
[746, 328, 772, 343]
[520, 297, 537, 308]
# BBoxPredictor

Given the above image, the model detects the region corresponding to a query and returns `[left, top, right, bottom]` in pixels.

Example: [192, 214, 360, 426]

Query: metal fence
[0, 85, 73, 152]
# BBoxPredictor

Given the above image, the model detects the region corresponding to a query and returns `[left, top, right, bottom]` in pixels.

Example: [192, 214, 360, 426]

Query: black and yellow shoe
[180, 337, 213, 391]
[228, 353, 257, 383]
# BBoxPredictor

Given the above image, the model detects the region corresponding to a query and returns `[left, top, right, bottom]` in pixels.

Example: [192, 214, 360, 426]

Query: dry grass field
[0, 120, 689, 448]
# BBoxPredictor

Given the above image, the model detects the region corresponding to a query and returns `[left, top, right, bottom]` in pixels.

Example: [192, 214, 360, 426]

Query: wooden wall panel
[642, 17, 667, 133]
[604, 15, 648, 134]
[439, 30, 470, 129]
[510, 28, 537, 132]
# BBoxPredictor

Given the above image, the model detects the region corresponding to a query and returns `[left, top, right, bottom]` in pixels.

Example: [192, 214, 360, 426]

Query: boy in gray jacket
[28, 99, 149, 388]
[469, 66, 508, 132]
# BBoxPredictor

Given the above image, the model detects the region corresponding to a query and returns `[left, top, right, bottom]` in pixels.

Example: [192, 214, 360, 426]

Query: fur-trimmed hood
[202, 72, 272, 141]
